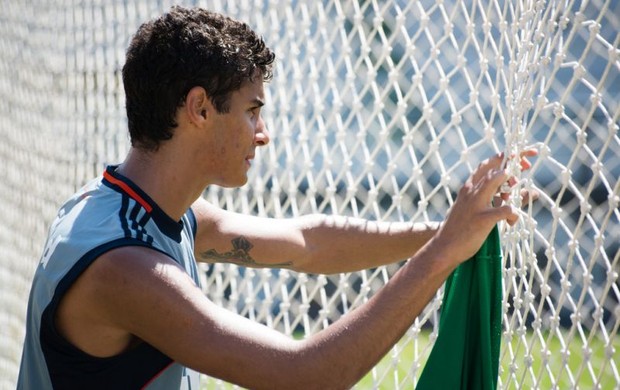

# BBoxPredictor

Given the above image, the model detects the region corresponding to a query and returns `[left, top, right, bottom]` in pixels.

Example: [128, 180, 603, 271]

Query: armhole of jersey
[186, 207, 197, 241]
[40, 238, 153, 355]
[39, 238, 183, 388]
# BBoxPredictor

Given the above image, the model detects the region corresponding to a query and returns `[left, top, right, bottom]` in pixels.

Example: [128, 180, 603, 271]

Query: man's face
[203, 79, 270, 188]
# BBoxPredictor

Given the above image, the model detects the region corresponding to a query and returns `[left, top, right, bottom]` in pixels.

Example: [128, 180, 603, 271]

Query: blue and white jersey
[18, 165, 201, 389]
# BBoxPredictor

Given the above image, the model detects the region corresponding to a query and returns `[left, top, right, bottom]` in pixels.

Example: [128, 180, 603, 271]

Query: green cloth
[416, 225, 502, 390]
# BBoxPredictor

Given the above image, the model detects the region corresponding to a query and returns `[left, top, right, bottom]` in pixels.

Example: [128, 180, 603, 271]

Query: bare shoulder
[190, 196, 226, 237]
[55, 246, 207, 358]
[191, 196, 222, 221]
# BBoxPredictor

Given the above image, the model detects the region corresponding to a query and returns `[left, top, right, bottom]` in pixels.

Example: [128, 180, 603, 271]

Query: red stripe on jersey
[140, 361, 175, 390]
[103, 170, 153, 213]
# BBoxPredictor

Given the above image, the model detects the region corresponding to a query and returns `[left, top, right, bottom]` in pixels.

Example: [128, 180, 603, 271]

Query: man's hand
[494, 148, 540, 207]
[430, 153, 525, 265]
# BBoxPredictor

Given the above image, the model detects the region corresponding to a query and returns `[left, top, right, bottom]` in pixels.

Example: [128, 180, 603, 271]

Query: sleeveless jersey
[18, 165, 202, 389]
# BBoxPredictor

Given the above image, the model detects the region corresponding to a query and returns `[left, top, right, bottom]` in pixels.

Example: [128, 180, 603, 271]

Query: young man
[18, 6, 534, 389]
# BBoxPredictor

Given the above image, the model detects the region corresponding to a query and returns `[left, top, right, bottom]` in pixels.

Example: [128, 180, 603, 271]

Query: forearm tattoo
[200, 236, 293, 268]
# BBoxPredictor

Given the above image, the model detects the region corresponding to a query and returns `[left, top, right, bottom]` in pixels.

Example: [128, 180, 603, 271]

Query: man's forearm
[203, 235, 457, 390]
[289, 235, 456, 389]
[193, 198, 439, 273]
[294, 214, 440, 274]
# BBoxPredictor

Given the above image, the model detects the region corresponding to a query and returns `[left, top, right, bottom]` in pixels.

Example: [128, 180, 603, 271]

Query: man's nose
[255, 116, 270, 146]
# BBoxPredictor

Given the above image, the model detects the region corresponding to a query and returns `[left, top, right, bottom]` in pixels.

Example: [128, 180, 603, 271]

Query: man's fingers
[520, 158, 532, 170]
[504, 206, 519, 226]
[518, 148, 538, 170]
[483, 168, 510, 201]
[487, 204, 519, 226]
[520, 148, 539, 157]
[472, 153, 505, 184]
[520, 188, 540, 206]
[494, 185, 539, 207]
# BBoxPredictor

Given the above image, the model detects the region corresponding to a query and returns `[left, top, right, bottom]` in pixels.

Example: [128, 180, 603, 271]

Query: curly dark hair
[122, 6, 275, 151]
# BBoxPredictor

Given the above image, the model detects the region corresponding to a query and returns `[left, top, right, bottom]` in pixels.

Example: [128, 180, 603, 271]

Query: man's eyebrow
[250, 98, 265, 107]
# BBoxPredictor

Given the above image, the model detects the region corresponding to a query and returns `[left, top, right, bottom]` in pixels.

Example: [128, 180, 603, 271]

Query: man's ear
[185, 86, 210, 125]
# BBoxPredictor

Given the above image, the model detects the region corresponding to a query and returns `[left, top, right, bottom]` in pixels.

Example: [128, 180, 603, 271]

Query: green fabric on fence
[416, 225, 502, 390]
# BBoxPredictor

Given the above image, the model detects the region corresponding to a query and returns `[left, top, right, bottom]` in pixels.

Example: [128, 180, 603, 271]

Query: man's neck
[116, 147, 205, 221]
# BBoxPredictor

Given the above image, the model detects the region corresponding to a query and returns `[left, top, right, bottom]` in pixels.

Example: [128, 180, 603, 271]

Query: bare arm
[192, 149, 537, 274]
[108, 236, 456, 389]
[192, 197, 439, 274]
[57, 154, 517, 389]
[68, 241, 451, 389]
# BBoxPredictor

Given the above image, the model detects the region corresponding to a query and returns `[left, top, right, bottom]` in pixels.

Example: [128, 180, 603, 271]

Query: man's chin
[216, 177, 248, 188]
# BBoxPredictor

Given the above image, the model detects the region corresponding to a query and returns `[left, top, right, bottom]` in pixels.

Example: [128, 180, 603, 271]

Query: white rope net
[0, 0, 618, 388]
